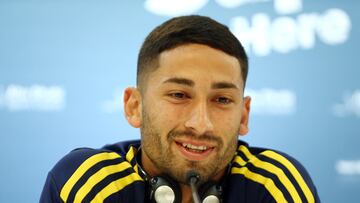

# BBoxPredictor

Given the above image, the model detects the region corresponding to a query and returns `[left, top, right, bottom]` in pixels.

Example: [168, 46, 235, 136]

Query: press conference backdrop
[0, 0, 359, 202]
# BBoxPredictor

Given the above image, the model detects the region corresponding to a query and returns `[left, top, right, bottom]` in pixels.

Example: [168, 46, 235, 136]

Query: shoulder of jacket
[50, 144, 143, 203]
[230, 144, 318, 203]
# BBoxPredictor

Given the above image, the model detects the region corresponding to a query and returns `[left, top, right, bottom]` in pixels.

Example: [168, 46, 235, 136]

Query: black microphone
[186, 171, 201, 203]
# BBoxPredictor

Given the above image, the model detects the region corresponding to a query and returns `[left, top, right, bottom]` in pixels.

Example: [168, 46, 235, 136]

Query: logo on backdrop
[336, 160, 360, 176]
[0, 85, 65, 112]
[332, 90, 360, 118]
[144, 0, 352, 56]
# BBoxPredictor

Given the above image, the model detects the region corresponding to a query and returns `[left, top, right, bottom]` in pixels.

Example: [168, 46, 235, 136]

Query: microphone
[186, 171, 201, 203]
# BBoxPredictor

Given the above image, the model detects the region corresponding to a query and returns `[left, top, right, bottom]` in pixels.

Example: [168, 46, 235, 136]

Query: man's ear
[239, 96, 251, 136]
[124, 87, 142, 128]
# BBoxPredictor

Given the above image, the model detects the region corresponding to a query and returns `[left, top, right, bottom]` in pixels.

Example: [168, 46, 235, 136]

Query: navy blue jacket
[40, 140, 320, 203]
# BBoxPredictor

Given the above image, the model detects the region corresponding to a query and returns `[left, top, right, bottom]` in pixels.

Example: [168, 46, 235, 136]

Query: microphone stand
[187, 171, 201, 203]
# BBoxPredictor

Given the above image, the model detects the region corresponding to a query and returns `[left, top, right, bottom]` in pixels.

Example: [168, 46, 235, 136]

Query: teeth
[182, 143, 208, 150]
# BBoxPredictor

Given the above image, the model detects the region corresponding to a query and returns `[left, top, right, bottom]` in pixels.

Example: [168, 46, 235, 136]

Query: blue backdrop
[0, 0, 359, 202]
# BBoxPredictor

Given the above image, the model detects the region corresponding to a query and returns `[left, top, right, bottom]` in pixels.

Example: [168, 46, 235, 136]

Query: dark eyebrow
[163, 77, 239, 89]
[212, 82, 239, 90]
[163, 77, 194, 87]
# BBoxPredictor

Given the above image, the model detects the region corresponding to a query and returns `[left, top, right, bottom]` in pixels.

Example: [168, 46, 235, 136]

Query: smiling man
[40, 15, 320, 203]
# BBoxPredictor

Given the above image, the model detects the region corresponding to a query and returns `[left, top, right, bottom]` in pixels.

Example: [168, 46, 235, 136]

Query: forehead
[151, 44, 243, 88]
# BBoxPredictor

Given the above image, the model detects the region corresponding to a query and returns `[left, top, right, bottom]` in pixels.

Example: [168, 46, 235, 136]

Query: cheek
[212, 109, 241, 129]
[158, 102, 188, 122]
[146, 102, 183, 134]
[153, 109, 177, 126]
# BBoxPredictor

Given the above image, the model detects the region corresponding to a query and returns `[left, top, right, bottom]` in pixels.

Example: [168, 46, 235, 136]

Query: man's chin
[167, 149, 218, 182]
[169, 166, 214, 184]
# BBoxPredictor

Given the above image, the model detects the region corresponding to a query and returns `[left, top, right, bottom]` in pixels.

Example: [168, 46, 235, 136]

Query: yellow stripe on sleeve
[73, 162, 132, 203]
[90, 172, 143, 203]
[262, 150, 315, 203]
[125, 146, 136, 163]
[60, 152, 121, 202]
[125, 146, 139, 173]
[233, 155, 247, 166]
[239, 146, 302, 203]
[134, 164, 139, 174]
[231, 166, 287, 203]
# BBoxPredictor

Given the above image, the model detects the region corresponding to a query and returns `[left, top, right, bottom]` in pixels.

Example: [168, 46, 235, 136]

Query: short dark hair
[137, 15, 248, 91]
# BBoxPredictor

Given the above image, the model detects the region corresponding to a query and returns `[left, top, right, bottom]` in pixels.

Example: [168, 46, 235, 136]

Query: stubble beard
[140, 109, 239, 184]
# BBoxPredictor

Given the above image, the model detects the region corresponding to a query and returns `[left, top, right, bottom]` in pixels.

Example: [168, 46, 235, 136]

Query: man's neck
[180, 184, 194, 203]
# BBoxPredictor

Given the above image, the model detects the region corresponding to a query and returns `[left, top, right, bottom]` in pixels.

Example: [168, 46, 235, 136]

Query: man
[40, 15, 320, 203]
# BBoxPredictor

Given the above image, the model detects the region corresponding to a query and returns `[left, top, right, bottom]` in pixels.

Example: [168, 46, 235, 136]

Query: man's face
[136, 44, 250, 183]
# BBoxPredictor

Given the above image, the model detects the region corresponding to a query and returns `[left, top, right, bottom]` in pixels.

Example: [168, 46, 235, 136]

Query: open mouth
[181, 143, 209, 152]
[175, 141, 214, 161]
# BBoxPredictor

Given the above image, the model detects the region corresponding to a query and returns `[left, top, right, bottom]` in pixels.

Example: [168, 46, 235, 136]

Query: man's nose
[184, 101, 214, 135]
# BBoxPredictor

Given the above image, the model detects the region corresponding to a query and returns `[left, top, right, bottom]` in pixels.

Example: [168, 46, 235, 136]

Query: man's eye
[216, 97, 232, 104]
[169, 92, 188, 99]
